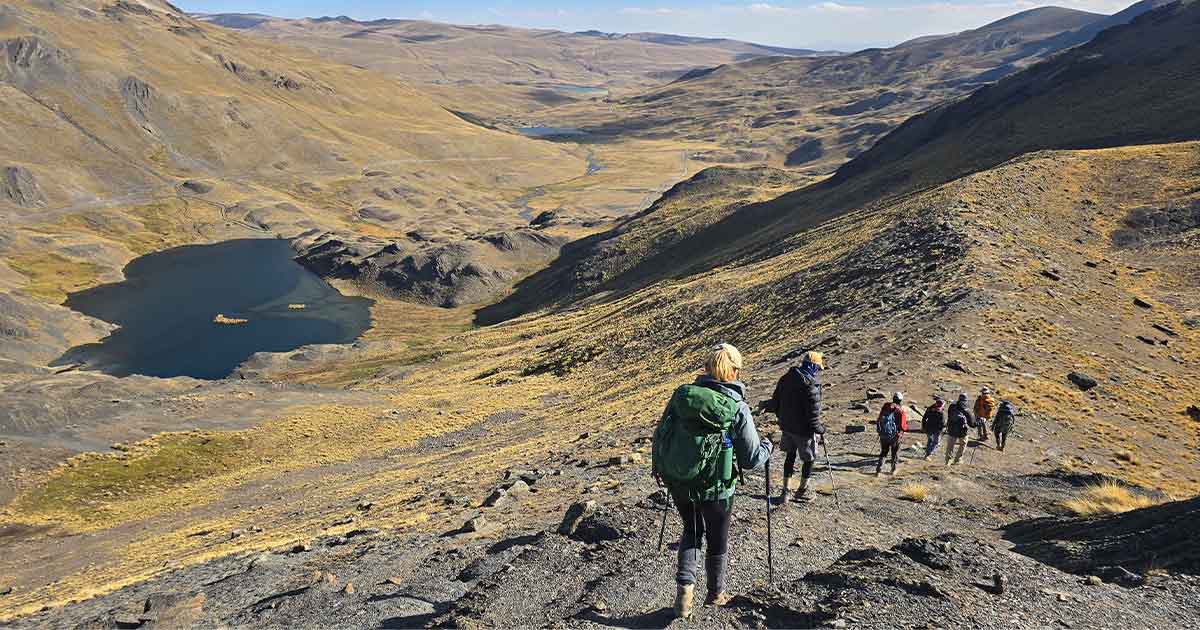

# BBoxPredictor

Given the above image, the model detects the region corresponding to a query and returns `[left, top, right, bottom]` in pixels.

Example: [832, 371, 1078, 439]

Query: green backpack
[652, 384, 738, 501]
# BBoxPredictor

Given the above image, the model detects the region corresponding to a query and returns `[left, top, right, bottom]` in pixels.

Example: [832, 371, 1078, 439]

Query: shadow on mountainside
[1004, 495, 1200, 578]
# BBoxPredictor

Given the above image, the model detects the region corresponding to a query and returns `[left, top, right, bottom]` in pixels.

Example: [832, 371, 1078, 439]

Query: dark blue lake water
[516, 126, 587, 138]
[56, 239, 373, 380]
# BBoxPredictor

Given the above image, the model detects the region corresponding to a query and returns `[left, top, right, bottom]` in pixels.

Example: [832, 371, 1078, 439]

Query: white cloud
[619, 7, 678, 16]
[809, 2, 870, 13]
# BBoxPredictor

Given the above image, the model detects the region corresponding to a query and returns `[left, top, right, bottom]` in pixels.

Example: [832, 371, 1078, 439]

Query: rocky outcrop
[1, 166, 45, 207]
[294, 229, 564, 308]
[119, 76, 156, 121]
[0, 36, 69, 83]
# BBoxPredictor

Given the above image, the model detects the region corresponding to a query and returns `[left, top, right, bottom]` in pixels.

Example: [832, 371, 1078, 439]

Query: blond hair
[802, 351, 824, 369]
[705, 343, 744, 382]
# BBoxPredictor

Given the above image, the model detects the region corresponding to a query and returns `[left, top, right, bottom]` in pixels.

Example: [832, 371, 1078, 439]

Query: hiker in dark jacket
[653, 343, 771, 619]
[875, 392, 908, 475]
[992, 400, 1017, 451]
[944, 393, 974, 465]
[921, 396, 946, 460]
[760, 351, 825, 503]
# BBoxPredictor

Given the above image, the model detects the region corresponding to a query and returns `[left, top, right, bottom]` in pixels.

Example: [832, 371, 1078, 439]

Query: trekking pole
[821, 439, 841, 510]
[656, 489, 672, 552]
[764, 460, 774, 584]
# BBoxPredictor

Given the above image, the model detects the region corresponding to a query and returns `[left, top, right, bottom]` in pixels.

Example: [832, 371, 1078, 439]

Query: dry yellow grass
[1061, 481, 1162, 517]
[8, 253, 105, 303]
[212, 314, 248, 325]
[900, 483, 931, 502]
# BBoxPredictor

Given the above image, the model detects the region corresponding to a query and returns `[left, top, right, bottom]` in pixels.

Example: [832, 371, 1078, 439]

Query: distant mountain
[540, 5, 1114, 171]
[485, 0, 1200, 320]
[573, 30, 838, 58]
[833, 0, 1200, 190]
[193, 13, 832, 116]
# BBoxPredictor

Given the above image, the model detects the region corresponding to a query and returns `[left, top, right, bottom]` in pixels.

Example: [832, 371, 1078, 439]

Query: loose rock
[1067, 372, 1099, 391]
[557, 500, 597, 536]
[464, 516, 489, 533]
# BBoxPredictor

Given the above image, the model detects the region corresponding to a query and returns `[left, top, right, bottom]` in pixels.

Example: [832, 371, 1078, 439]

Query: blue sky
[178, 0, 1134, 49]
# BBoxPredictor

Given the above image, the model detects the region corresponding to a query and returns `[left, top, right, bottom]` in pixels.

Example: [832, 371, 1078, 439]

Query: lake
[56, 239, 373, 380]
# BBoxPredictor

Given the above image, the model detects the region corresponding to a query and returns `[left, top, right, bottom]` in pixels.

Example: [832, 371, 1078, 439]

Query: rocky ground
[8, 425, 1198, 629]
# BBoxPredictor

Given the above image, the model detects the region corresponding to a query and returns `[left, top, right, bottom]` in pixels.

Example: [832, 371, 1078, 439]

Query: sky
[177, 0, 1136, 50]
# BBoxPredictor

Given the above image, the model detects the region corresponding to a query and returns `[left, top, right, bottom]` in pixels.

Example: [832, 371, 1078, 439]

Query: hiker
[973, 387, 997, 441]
[921, 396, 946, 460]
[874, 392, 908, 475]
[945, 393, 974, 465]
[992, 400, 1017, 451]
[759, 351, 825, 504]
[652, 343, 772, 619]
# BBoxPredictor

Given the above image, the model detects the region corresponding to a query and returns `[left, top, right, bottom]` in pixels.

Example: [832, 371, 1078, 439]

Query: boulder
[557, 500, 597, 536]
[569, 511, 630, 544]
[464, 515, 490, 533]
[1067, 372, 1099, 391]
[180, 179, 213, 194]
[1097, 565, 1145, 588]
[530, 210, 557, 226]
[945, 359, 970, 373]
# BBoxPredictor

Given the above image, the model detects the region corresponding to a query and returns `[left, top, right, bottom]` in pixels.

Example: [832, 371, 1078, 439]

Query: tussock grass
[9, 253, 105, 303]
[900, 483, 930, 502]
[1061, 481, 1160, 517]
[213, 313, 248, 325]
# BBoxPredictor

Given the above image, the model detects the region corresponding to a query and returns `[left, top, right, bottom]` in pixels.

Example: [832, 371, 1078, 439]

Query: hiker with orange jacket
[973, 387, 997, 441]
[875, 392, 908, 475]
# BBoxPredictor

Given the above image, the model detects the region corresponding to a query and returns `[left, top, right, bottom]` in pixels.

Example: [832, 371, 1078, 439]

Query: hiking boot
[705, 591, 731, 607]
[674, 584, 694, 618]
[889, 462, 897, 476]
[794, 479, 815, 503]
[704, 554, 728, 607]
[774, 475, 793, 505]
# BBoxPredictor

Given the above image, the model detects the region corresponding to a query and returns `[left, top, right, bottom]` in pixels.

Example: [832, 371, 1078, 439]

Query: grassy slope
[3, 142, 1197, 617]
[493, 0, 1200, 319]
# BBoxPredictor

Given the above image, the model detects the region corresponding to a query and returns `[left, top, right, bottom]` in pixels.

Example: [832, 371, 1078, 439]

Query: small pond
[516, 126, 588, 138]
[56, 239, 373, 380]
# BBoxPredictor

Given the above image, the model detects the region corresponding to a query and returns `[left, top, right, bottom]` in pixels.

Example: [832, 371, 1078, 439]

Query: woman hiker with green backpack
[652, 343, 772, 619]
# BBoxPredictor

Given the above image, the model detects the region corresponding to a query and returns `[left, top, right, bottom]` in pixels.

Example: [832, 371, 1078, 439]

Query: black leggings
[783, 450, 814, 480]
[676, 497, 732, 557]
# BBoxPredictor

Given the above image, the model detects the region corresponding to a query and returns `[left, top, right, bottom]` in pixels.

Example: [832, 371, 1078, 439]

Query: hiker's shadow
[577, 607, 676, 629]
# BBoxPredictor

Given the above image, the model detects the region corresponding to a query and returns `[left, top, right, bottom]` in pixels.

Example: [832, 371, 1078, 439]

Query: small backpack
[652, 385, 737, 501]
[949, 405, 970, 434]
[877, 408, 899, 440]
